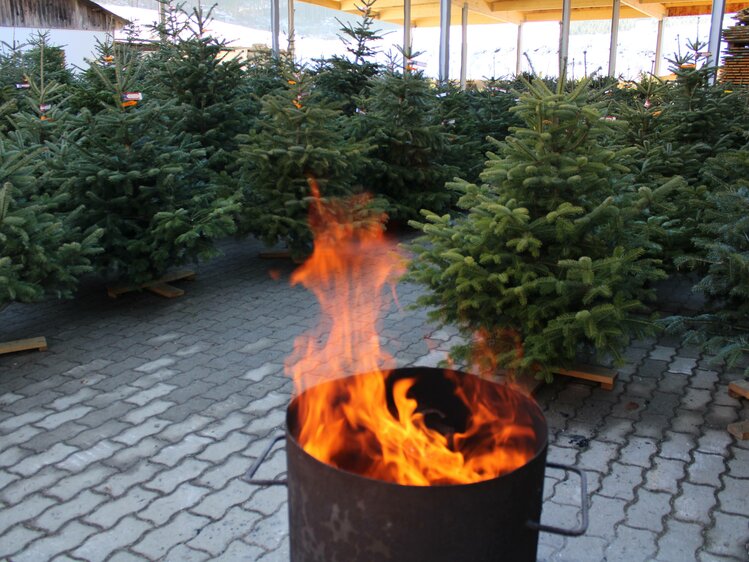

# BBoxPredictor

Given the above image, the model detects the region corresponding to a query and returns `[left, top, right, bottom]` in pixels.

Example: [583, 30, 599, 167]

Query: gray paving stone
[687, 452, 726, 487]
[123, 401, 175, 425]
[0, 446, 29, 469]
[674, 482, 717, 524]
[645, 457, 686, 494]
[717, 476, 749, 516]
[243, 409, 286, 437]
[0, 409, 51, 432]
[213, 540, 266, 561]
[11, 443, 77, 477]
[157, 414, 213, 443]
[0, 466, 64, 504]
[47, 464, 116, 501]
[243, 363, 283, 382]
[600, 462, 644, 501]
[0, 425, 43, 451]
[56, 440, 122, 472]
[727, 449, 749, 478]
[553, 534, 607, 562]
[257, 540, 289, 562]
[96, 462, 160, 497]
[10, 521, 98, 562]
[682, 388, 713, 411]
[656, 519, 704, 562]
[605, 524, 658, 561]
[691, 369, 719, 390]
[0, 493, 56, 530]
[0, 469, 20, 491]
[83, 486, 158, 529]
[585, 495, 627, 540]
[48, 388, 97, 411]
[138, 482, 210, 525]
[705, 511, 749, 559]
[35, 490, 107, 532]
[135, 357, 176, 373]
[72, 515, 150, 562]
[132, 511, 210, 559]
[197, 431, 253, 464]
[668, 357, 698, 375]
[187, 506, 262, 556]
[107, 551, 150, 562]
[162, 543, 211, 562]
[200, 412, 250, 440]
[657, 373, 690, 395]
[625, 489, 672, 533]
[0, 392, 24, 406]
[246, 505, 288, 552]
[650, 346, 677, 361]
[124, 383, 177, 406]
[597, 417, 635, 445]
[698, 430, 735, 457]
[661, 431, 696, 462]
[0, 524, 44, 558]
[619, 436, 657, 468]
[143, 459, 210, 495]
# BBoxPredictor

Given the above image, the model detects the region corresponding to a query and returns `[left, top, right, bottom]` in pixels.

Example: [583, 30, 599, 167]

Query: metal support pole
[559, 0, 571, 79]
[707, 0, 726, 82]
[439, 0, 451, 83]
[271, 0, 280, 57]
[516, 23, 523, 75]
[287, 0, 295, 57]
[608, 0, 621, 77]
[654, 18, 665, 76]
[460, 3, 468, 89]
[404, 0, 412, 70]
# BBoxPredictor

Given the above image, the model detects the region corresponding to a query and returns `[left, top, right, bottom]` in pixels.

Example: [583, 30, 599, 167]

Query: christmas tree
[408, 79, 665, 379]
[236, 73, 368, 259]
[61, 49, 237, 285]
[354, 69, 457, 222]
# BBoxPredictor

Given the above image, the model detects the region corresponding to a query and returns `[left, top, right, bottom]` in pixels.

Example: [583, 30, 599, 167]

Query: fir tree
[61, 50, 237, 285]
[355, 69, 457, 222]
[408, 79, 665, 379]
[0, 137, 100, 311]
[312, 0, 383, 116]
[236, 73, 368, 259]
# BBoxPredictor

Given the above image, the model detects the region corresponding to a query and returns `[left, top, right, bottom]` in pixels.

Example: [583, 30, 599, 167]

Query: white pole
[439, 0, 451, 83]
[608, 0, 621, 76]
[559, 0, 571, 79]
[404, 0, 412, 70]
[707, 0, 726, 82]
[654, 18, 665, 76]
[288, 0, 295, 56]
[271, 0, 280, 57]
[516, 23, 523, 76]
[460, 3, 468, 89]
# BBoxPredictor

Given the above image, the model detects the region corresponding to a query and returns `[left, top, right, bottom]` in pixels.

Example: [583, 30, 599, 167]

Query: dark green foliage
[435, 82, 521, 183]
[0, 138, 100, 310]
[665, 148, 749, 374]
[145, 4, 248, 176]
[236, 74, 368, 259]
[355, 70, 457, 222]
[408, 79, 665, 379]
[61, 53, 237, 285]
[311, 0, 383, 116]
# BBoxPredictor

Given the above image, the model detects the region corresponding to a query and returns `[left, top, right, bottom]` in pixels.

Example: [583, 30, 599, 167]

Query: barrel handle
[243, 433, 288, 486]
[526, 462, 589, 537]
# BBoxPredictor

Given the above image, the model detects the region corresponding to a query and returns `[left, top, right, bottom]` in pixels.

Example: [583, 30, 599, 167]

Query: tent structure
[273, 0, 749, 84]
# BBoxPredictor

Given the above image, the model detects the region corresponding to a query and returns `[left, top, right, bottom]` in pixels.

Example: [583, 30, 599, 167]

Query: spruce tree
[408, 79, 665, 379]
[236, 72, 368, 259]
[311, 0, 383, 116]
[0, 137, 100, 312]
[355, 69, 457, 222]
[61, 49, 237, 285]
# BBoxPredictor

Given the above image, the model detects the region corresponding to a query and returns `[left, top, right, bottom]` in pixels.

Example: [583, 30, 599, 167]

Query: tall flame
[286, 182, 538, 486]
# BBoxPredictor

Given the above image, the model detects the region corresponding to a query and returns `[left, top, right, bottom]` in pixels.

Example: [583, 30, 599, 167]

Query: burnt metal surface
[285, 367, 550, 562]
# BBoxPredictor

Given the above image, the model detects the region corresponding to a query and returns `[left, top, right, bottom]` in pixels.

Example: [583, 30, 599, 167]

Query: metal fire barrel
[285, 367, 551, 562]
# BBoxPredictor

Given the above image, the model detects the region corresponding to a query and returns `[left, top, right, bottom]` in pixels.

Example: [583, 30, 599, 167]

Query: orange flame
[286, 181, 538, 485]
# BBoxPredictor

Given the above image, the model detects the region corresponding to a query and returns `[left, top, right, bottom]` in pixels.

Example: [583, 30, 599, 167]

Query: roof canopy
[301, 0, 749, 25]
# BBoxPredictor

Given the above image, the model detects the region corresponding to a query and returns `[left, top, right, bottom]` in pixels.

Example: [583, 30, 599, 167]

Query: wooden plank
[147, 283, 185, 298]
[107, 270, 195, 299]
[729, 380, 749, 400]
[727, 420, 749, 440]
[0, 336, 48, 356]
[553, 364, 617, 390]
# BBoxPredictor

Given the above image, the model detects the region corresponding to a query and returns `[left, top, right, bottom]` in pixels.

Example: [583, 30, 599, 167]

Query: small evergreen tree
[61, 50, 237, 285]
[236, 73, 368, 259]
[355, 69, 457, 222]
[408, 79, 665, 379]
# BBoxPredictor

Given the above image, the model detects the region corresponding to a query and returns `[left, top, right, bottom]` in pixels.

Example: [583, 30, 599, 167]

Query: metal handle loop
[243, 433, 288, 486]
[526, 462, 589, 537]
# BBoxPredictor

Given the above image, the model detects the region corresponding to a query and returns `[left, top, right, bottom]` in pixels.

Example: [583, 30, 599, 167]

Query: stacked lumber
[721, 9, 749, 85]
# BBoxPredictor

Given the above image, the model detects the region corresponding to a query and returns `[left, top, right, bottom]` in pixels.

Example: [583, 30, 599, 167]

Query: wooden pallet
[0, 336, 48, 356]
[553, 364, 617, 390]
[727, 380, 749, 440]
[728, 420, 749, 440]
[728, 379, 749, 400]
[106, 269, 196, 299]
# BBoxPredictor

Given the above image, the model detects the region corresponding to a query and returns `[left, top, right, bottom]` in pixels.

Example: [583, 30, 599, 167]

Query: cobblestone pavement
[1, 238, 748, 562]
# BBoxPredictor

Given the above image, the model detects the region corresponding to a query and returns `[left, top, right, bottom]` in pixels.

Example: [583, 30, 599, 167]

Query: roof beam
[300, 0, 342, 10]
[491, 0, 610, 11]
[464, 0, 525, 23]
[620, 0, 667, 17]
[521, 5, 645, 20]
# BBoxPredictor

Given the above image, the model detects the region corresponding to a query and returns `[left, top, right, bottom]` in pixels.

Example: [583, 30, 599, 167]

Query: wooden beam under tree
[0, 336, 48, 356]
